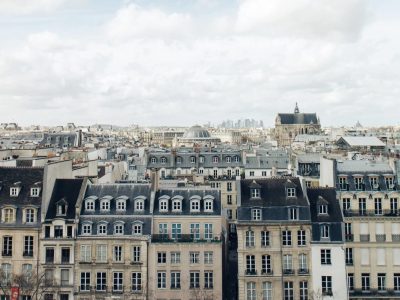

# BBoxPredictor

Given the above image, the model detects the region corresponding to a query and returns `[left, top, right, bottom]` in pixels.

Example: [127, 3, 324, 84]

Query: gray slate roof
[277, 113, 318, 125]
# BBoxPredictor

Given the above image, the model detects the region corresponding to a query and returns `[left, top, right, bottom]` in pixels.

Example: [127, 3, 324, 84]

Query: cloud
[0, 0, 66, 15]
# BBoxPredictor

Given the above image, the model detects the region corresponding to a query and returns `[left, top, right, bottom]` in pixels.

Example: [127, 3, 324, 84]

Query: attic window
[150, 157, 157, 164]
[251, 188, 260, 198]
[287, 188, 296, 198]
[30, 188, 40, 197]
[172, 199, 182, 212]
[289, 207, 299, 220]
[57, 200, 67, 216]
[226, 156, 231, 163]
[160, 157, 167, 164]
[319, 204, 328, 215]
[10, 187, 19, 197]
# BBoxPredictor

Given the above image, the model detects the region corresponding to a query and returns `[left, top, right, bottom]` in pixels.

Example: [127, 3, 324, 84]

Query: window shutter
[360, 223, 369, 234]
[376, 248, 385, 265]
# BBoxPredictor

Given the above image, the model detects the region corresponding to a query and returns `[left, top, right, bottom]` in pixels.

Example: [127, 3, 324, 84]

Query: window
[252, 209, 261, 221]
[262, 255, 271, 274]
[374, 198, 383, 215]
[299, 281, 308, 300]
[394, 273, 400, 291]
[262, 171, 267, 177]
[345, 248, 353, 265]
[1, 263, 11, 284]
[61, 247, 70, 263]
[80, 245, 91, 262]
[67, 225, 73, 238]
[96, 272, 106, 291]
[204, 251, 213, 264]
[170, 271, 181, 289]
[97, 223, 107, 235]
[3, 208, 15, 223]
[205, 271, 213, 289]
[159, 223, 167, 234]
[172, 200, 182, 212]
[190, 272, 200, 288]
[261, 231, 270, 247]
[227, 209, 232, 219]
[132, 272, 142, 291]
[246, 255, 256, 274]
[321, 249, 331, 265]
[61, 269, 69, 286]
[378, 273, 386, 291]
[132, 223, 142, 235]
[297, 230, 306, 246]
[320, 225, 329, 239]
[44, 269, 54, 286]
[284, 281, 294, 300]
[213, 169, 218, 178]
[348, 273, 354, 291]
[319, 204, 328, 214]
[30, 187, 40, 197]
[287, 188, 296, 197]
[299, 254, 307, 271]
[82, 223, 92, 235]
[10, 187, 19, 196]
[355, 177, 363, 190]
[114, 223, 124, 235]
[113, 272, 123, 292]
[204, 199, 213, 212]
[190, 223, 200, 240]
[289, 208, 298, 220]
[246, 230, 255, 247]
[150, 157, 157, 164]
[359, 198, 366, 215]
[339, 177, 347, 189]
[132, 246, 141, 262]
[227, 194, 233, 204]
[157, 272, 166, 289]
[171, 252, 181, 264]
[249, 171, 255, 177]
[227, 169, 232, 178]
[160, 200, 168, 212]
[204, 223, 213, 239]
[135, 200, 144, 211]
[199, 156, 205, 163]
[246, 282, 256, 300]
[24, 236, 34, 257]
[54, 225, 63, 238]
[160, 157, 166, 164]
[158, 252, 166, 264]
[172, 223, 181, 239]
[113, 245, 123, 262]
[282, 230, 292, 246]
[262, 282, 272, 300]
[342, 198, 351, 211]
[391, 198, 398, 214]
[213, 156, 219, 163]
[190, 251, 199, 264]
[190, 200, 200, 212]
[100, 199, 110, 211]
[45, 247, 54, 263]
[176, 156, 182, 164]
[362, 273, 370, 291]
[227, 182, 232, 192]
[80, 272, 90, 291]
[322, 276, 332, 295]
[2, 236, 12, 256]
[283, 254, 293, 272]
[57, 202, 67, 216]
[190, 156, 196, 163]
[116, 199, 126, 211]
[25, 208, 35, 223]
[251, 188, 260, 198]
[22, 264, 32, 278]
[85, 200, 94, 211]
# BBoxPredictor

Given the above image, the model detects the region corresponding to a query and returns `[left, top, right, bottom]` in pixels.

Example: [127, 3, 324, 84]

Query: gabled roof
[337, 136, 385, 147]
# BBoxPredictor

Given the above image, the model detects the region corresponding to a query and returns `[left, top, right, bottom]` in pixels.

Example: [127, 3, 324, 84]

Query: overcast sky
[0, 0, 399, 127]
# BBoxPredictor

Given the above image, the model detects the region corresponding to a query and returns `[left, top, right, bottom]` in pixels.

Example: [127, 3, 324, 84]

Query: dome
[182, 125, 211, 139]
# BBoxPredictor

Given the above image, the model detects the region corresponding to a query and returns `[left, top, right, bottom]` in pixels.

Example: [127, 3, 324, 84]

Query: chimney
[150, 168, 159, 192]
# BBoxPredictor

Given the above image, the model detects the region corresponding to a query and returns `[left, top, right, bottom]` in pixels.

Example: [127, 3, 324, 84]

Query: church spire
[294, 102, 300, 114]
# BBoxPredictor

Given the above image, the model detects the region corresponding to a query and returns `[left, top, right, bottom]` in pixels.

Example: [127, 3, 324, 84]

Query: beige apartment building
[237, 178, 312, 300]
[337, 160, 400, 299]
[149, 187, 226, 300]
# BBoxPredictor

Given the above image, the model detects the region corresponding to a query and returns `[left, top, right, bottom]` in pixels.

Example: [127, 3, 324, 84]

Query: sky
[0, 0, 399, 127]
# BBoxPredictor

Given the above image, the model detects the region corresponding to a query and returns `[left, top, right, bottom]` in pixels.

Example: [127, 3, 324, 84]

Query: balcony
[376, 234, 386, 242]
[297, 268, 309, 275]
[151, 234, 221, 243]
[283, 269, 295, 275]
[261, 270, 273, 276]
[245, 269, 257, 276]
[393, 235, 400, 242]
[360, 234, 370, 242]
[345, 234, 354, 242]
[346, 259, 353, 266]
[343, 209, 400, 217]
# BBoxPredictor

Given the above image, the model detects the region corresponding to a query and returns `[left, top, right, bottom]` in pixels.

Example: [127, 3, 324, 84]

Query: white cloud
[0, 0, 66, 15]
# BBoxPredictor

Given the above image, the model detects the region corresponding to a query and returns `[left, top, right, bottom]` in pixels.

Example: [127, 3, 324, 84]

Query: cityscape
[1, 1, 400, 300]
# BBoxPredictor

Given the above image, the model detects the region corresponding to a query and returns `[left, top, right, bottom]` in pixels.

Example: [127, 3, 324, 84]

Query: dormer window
[172, 199, 182, 212]
[226, 156, 231, 163]
[30, 188, 40, 197]
[10, 187, 19, 197]
[56, 199, 67, 216]
[100, 196, 112, 212]
[176, 156, 182, 164]
[114, 222, 124, 235]
[354, 177, 363, 190]
[85, 200, 95, 211]
[321, 224, 330, 239]
[289, 207, 298, 220]
[199, 156, 205, 163]
[370, 176, 379, 190]
[251, 189, 260, 198]
[287, 188, 296, 198]
[159, 195, 170, 212]
[338, 177, 348, 190]
[386, 176, 395, 189]
[135, 200, 144, 211]
[24, 208, 36, 223]
[132, 222, 143, 235]
[213, 156, 219, 163]
[2, 208, 16, 223]
[190, 196, 201, 212]
[319, 204, 328, 215]
[116, 196, 128, 212]
[204, 195, 214, 212]
[150, 157, 157, 164]
[190, 156, 196, 164]
[160, 157, 167, 164]
[252, 209, 262, 221]
[97, 222, 108, 235]
[234, 156, 240, 163]
[82, 222, 92, 235]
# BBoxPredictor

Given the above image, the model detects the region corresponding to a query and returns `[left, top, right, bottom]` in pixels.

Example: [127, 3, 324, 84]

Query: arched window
[172, 196, 183, 212]
[2, 208, 16, 223]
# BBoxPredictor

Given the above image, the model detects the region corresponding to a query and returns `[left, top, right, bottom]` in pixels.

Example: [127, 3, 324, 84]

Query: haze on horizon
[0, 0, 399, 127]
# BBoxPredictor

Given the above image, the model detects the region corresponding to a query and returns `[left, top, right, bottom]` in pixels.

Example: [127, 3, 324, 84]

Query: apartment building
[0, 167, 44, 299]
[307, 187, 347, 299]
[336, 160, 400, 299]
[75, 184, 152, 300]
[149, 187, 226, 300]
[40, 178, 86, 300]
[237, 178, 312, 300]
